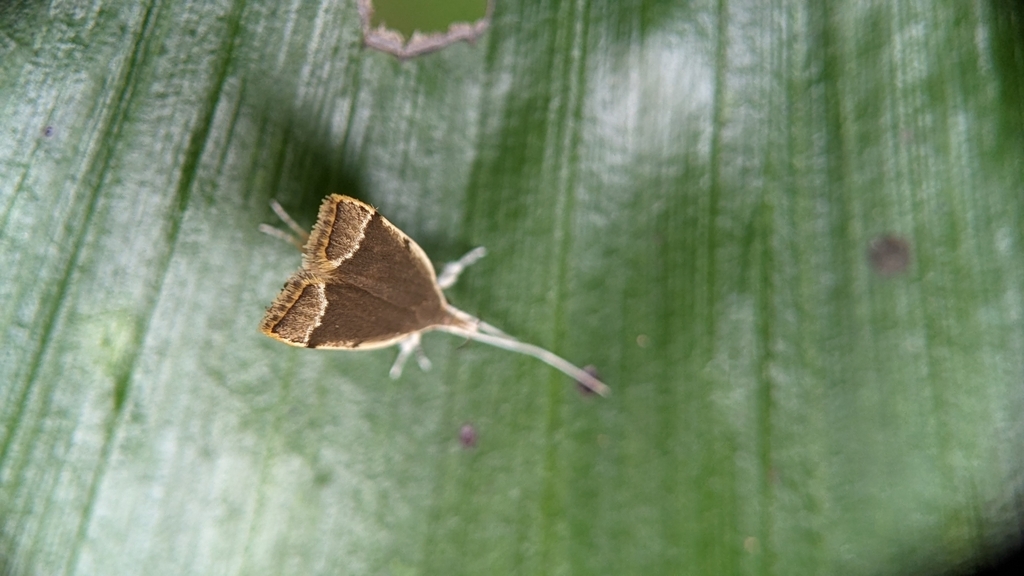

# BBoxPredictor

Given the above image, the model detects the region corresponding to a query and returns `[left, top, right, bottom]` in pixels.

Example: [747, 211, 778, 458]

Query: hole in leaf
[359, 0, 493, 58]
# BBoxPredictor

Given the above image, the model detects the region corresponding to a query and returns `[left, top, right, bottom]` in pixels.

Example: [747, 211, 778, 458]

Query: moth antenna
[434, 324, 611, 397]
[474, 319, 513, 339]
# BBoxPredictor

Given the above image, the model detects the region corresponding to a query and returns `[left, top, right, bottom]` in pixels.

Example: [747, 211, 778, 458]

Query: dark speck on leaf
[868, 234, 911, 277]
[459, 423, 477, 448]
[577, 365, 602, 396]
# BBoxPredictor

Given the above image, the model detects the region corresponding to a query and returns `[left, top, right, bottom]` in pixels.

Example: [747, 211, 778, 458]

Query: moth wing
[261, 195, 457, 349]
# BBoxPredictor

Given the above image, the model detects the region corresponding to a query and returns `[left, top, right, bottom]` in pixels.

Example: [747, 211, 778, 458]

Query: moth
[259, 194, 609, 396]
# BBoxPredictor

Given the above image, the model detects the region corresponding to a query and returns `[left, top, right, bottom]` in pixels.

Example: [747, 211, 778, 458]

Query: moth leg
[413, 347, 432, 372]
[437, 247, 487, 290]
[258, 200, 310, 249]
[390, 332, 432, 378]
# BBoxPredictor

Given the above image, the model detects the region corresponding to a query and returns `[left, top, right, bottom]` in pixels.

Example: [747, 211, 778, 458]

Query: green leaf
[2, 0, 1023, 574]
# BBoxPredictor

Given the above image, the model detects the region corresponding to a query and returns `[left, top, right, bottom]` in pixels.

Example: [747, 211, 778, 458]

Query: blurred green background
[2, 0, 1023, 574]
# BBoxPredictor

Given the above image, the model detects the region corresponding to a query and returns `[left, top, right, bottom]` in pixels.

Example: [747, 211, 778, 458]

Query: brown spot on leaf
[868, 234, 911, 277]
[358, 0, 493, 58]
[577, 365, 602, 397]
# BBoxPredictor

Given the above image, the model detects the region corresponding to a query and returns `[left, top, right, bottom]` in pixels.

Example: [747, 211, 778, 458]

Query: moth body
[261, 195, 610, 396]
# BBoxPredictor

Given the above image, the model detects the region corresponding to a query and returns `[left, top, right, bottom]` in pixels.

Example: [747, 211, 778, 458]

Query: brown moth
[260, 195, 610, 396]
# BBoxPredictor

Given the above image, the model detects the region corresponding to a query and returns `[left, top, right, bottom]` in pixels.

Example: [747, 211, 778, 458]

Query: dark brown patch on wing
[329, 212, 448, 315]
[307, 282, 443, 348]
[305, 212, 455, 347]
